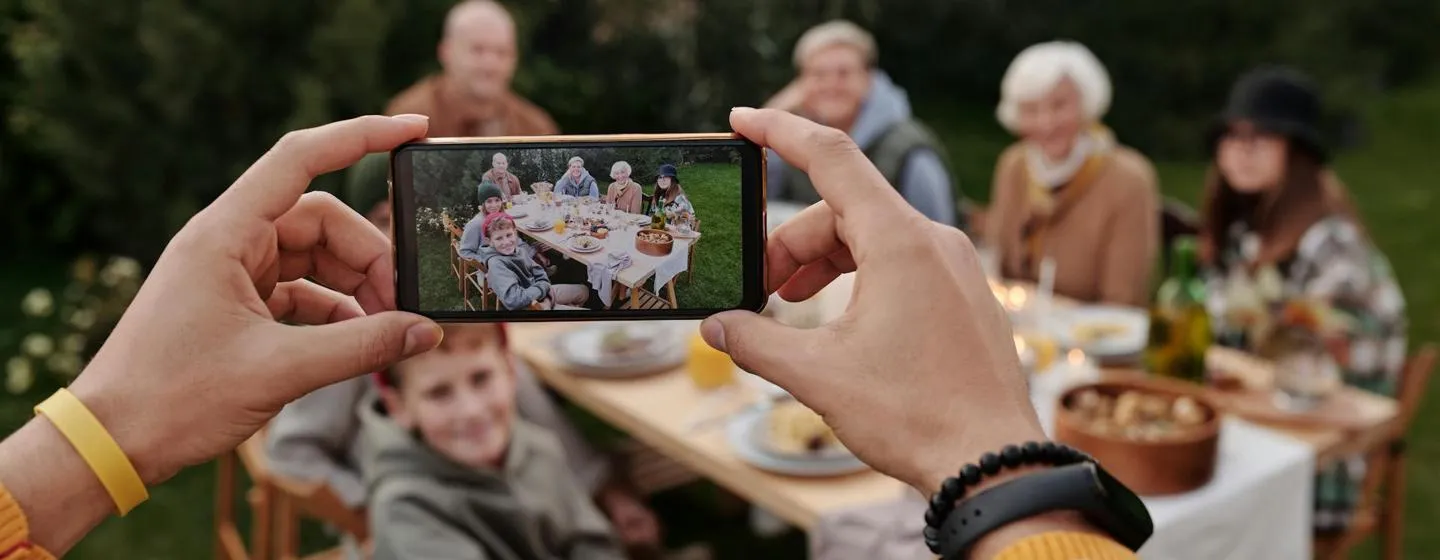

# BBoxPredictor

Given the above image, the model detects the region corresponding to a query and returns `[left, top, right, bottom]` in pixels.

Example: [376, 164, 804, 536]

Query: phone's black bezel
[391, 134, 768, 322]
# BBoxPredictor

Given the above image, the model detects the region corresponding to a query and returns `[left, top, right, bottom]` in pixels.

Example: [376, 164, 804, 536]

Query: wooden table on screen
[509, 322, 909, 532]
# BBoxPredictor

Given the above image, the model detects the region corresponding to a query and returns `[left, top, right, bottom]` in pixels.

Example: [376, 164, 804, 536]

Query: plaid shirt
[1205, 216, 1407, 532]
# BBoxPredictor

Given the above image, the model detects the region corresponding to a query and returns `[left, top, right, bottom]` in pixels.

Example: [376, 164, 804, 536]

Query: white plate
[550, 324, 686, 378]
[569, 236, 603, 253]
[1057, 305, 1149, 357]
[506, 209, 528, 218]
[727, 407, 867, 477]
[521, 221, 553, 232]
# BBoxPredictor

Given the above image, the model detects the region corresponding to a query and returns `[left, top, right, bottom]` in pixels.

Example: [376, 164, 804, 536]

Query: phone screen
[391, 135, 768, 321]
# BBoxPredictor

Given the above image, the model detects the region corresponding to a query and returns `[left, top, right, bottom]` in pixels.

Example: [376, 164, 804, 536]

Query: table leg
[631, 283, 640, 309]
[666, 279, 677, 308]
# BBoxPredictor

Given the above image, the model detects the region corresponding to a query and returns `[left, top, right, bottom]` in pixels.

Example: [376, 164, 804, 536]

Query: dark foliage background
[410, 145, 732, 210]
[1, 0, 1435, 263]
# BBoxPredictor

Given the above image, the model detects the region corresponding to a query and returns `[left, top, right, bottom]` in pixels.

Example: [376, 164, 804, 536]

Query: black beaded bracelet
[922, 441, 1093, 554]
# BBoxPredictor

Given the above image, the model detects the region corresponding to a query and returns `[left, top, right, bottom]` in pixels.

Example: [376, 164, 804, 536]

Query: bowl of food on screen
[635, 229, 674, 257]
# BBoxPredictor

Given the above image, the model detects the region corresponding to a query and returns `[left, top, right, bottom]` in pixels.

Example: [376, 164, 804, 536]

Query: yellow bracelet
[34, 388, 148, 516]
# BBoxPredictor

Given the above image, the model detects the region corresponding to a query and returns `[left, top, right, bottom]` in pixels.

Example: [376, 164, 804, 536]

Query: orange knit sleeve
[0, 481, 56, 560]
[993, 531, 1137, 560]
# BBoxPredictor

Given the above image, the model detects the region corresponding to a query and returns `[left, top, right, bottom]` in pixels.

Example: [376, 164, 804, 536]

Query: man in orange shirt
[385, 0, 558, 138]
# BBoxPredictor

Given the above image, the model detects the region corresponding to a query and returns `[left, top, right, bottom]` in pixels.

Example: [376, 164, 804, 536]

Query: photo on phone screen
[391, 134, 768, 322]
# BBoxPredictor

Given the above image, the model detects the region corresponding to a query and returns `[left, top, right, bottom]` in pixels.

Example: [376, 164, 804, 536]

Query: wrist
[66, 367, 170, 487]
[961, 467, 1106, 559]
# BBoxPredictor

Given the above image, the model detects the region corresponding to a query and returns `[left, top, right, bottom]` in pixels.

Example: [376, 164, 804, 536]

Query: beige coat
[983, 141, 1160, 307]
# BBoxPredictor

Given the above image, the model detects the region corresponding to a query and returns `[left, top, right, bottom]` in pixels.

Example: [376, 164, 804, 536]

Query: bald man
[385, 0, 558, 137]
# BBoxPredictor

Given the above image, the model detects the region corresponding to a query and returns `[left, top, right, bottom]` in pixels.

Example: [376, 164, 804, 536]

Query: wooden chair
[441, 213, 493, 310]
[1313, 343, 1436, 560]
[215, 427, 370, 560]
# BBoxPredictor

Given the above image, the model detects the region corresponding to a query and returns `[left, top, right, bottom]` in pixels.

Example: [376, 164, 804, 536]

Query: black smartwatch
[933, 462, 1153, 559]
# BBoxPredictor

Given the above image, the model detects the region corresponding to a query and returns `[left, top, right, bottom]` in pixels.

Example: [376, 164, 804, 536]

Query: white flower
[20, 288, 54, 317]
[62, 334, 87, 354]
[5, 357, 33, 395]
[69, 309, 96, 330]
[46, 354, 83, 377]
[21, 334, 54, 358]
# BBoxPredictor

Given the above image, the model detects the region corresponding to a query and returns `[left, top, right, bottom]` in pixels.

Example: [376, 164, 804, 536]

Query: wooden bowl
[1054, 378, 1221, 496]
[635, 228, 674, 257]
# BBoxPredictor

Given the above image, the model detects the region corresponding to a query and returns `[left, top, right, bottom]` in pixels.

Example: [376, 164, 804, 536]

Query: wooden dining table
[508, 272, 1403, 534]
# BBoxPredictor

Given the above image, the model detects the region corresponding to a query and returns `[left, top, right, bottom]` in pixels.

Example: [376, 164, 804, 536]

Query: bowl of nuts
[1054, 378, 1221, 495]
[635, 228, 675, 257]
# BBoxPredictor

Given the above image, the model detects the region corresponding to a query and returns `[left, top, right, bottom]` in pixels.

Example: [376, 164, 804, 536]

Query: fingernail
[403, 322, 443, 355]
[392, 113, 430, 123]
[700, 319, 727, 353]
[730, 106, 755, 113]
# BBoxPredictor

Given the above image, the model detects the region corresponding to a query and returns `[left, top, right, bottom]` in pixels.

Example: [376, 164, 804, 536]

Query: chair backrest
[1159, 198, 1201, 271]
[1397, 343, 1437, 428]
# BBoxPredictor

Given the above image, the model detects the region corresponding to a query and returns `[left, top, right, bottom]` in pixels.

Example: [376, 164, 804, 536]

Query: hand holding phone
[390, 134, 768, 322]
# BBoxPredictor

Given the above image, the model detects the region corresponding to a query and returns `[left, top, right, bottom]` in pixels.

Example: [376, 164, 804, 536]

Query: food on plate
[527, 218, 549, 230]
[593, 227, 609, 239]
[1065, 388, 1210, 442]
[766, 400, 840, 454]
[1072, 322, 1129, 345]
[599, 326, 659, 360]
[572, 236, 598, 250]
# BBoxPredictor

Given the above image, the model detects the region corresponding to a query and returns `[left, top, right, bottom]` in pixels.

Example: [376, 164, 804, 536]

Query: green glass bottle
[649, 196, 667, 230]
[1144, 235, 1212, 383]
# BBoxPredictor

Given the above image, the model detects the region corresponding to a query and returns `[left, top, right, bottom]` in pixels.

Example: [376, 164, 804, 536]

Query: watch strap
[935, 463, 1151, 559]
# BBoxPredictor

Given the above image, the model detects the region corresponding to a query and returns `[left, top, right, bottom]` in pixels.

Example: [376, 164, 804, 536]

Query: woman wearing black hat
[1199, 67, 1407, 534]
[647, 163, 696, 223]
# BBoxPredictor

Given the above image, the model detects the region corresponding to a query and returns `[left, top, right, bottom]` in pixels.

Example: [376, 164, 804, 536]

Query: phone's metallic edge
[409, 132, 743, 145]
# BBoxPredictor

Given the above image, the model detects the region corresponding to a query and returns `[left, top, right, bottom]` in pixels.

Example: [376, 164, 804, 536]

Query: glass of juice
[553, 218, 566, 235]
[687, 332, 736, 390]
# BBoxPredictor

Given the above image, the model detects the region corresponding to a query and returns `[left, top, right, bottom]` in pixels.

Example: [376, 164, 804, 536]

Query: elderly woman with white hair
[553, 155, 600, 199]
[763, 20, 960, 228]
[603, 160, 644, 214]
[982, 41, 1160, 307]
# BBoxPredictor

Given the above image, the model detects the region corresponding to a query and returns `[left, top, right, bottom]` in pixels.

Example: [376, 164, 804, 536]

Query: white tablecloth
[1032, 395, 1314, 560]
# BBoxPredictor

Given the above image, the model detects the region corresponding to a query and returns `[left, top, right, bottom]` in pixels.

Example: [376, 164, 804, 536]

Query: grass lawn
[0, 83, 1437, 558]
[417, 162, 745, 311]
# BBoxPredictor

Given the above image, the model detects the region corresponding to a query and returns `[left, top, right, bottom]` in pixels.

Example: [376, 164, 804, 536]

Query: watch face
[1091, 463, 1154, 532]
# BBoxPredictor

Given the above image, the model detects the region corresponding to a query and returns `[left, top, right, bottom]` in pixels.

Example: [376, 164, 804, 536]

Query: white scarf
[1024, 133, 1099, 189]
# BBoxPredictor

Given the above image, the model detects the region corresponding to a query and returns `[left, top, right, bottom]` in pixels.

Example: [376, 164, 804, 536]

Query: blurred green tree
[1, 0, 1435, 261]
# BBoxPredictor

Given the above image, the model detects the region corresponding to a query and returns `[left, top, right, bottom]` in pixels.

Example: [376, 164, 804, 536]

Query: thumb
[701, 311, 814, 389]
[279, 312, 444, 395]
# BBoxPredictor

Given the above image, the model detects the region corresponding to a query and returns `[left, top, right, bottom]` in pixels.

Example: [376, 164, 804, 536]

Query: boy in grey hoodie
[480, 213, 590, 310]
[361, 324, 626, 559]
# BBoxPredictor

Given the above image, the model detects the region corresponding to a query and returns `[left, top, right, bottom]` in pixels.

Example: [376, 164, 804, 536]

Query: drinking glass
[1271, 332, 1341, 411]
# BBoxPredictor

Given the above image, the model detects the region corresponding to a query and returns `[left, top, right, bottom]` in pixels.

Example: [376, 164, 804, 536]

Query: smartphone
[390, 133, 768, 322]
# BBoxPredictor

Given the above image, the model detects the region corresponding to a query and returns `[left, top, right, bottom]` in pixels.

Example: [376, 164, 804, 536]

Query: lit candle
[1009, 286, 1028, 310]
[1013, 334, 1028, 356]
[1061, 349, 1100, 386]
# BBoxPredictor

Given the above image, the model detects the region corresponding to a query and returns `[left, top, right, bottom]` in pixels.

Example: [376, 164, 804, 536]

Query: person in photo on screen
[481, 152, 524, 200]
[554, 156, 601, 199]
[605, 161, 645, 214]
[459, 181, 509, 261]
[480, 213, 590, 310]
[384, 0, 558, 138]
[647, 164, 695, 224]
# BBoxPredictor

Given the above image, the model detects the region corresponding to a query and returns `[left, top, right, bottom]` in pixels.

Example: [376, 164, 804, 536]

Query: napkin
[811, 493, 930, 560]
[588, 252, 633, 307]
